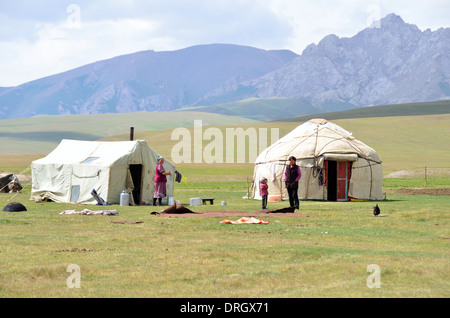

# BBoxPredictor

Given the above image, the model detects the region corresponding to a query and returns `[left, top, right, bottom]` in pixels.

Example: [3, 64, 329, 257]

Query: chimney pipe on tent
[130, 127, 134, 141]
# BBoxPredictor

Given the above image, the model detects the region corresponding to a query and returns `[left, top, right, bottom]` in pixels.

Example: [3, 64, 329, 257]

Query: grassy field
[2, 114, 449, 177]
[0, 178, 449, 298]
[0, 105, 449, 298]
[100, 113, 450, 175]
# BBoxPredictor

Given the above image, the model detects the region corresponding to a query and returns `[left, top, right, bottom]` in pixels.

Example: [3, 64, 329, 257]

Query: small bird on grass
[373, 204, 380, 216]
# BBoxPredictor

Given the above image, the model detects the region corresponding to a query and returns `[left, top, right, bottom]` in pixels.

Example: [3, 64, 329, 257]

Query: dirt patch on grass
[153, 209, 317, 218]
[394, 188, 450, 196]
[111, 221, 144, 224]
[49, 247, 115, 255]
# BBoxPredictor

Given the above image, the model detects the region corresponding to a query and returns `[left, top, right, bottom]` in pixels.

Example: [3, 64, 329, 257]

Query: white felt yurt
[251, 119, 383, 201]
[31, 139, 175, 205]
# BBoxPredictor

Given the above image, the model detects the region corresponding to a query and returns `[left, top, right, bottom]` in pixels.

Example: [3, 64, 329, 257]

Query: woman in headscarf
[153, 156, 171, 206]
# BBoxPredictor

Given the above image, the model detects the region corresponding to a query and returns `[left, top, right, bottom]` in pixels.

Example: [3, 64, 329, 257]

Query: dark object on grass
[3, 202, 27, 212]
[267, 206, 296, 213]
[0, 174, 22, 193]
[111, 221, 144, 224]
[373, 204, 380, 216]
[151, 202, 196, 215]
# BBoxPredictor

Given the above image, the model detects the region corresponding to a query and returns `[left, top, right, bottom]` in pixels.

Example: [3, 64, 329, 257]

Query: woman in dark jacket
[284, 156, 302, 209]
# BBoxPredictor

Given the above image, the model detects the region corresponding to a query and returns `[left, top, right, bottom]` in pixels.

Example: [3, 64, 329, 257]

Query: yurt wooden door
[336, 161, 349, 201]
[325, 160, 352, 201]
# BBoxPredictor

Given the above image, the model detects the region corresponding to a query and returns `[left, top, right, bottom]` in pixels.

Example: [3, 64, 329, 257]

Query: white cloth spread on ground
[60, 209, 118, 215]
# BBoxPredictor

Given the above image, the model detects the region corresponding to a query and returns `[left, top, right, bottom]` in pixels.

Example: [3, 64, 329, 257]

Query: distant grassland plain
[0, 100, 449, 177]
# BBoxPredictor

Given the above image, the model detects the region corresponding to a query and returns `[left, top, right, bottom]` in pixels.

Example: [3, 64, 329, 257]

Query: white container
[221, 201, 227, 206]
[120, 190, 129, 206]
[168, 196, 174, 205]
[189, 197, 201, 206]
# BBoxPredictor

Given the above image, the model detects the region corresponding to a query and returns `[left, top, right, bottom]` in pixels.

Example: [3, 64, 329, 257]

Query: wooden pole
[246, 177, 250, 199]
[425, 166, 427, 189]
[130, 127, 134, 141]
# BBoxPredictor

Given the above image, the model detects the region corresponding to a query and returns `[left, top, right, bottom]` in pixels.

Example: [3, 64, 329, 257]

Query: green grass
[0, 179, 449, 298]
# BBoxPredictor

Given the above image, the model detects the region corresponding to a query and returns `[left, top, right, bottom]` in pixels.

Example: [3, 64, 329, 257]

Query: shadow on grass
[0, 131, 101, 143]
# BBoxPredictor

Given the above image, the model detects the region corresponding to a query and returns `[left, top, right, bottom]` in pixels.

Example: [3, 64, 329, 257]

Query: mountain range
[0, 13, 449, 120]
[208, 13, 450, 111]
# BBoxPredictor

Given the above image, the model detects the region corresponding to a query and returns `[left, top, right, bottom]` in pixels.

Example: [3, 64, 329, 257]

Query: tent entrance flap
[326, 161, 337, 201]
[129, 164, 143, 205]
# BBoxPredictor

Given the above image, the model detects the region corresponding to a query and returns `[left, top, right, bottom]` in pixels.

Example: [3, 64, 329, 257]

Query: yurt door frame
[325, 160, 351, 201]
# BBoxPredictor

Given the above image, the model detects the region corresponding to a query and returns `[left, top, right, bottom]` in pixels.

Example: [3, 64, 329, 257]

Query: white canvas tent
[31, 139, 175, 205]
[251, 119, 383, 201]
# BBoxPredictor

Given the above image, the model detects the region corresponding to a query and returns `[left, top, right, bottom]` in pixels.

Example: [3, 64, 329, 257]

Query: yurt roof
[256, 119, 381, 164]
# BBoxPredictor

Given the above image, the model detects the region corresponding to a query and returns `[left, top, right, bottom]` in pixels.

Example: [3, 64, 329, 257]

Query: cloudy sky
[1, 0, 449, 86]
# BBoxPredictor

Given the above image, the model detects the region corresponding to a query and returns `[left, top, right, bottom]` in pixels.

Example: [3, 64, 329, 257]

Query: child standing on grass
[260, 177, 269, 210]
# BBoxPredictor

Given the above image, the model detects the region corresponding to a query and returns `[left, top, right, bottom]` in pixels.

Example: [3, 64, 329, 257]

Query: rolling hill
[102, 101, 450, 174]
[177, 97, 324, 121]
[1, 101, 449, 177]
[179, 99, 450, 122]
[279, 99, 450, 122]
[0, 111, 258, 154]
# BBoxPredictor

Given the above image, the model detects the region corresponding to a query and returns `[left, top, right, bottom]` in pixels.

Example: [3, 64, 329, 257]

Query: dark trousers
[287, 187, 299, 209]
[262, 195, 268, 209]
